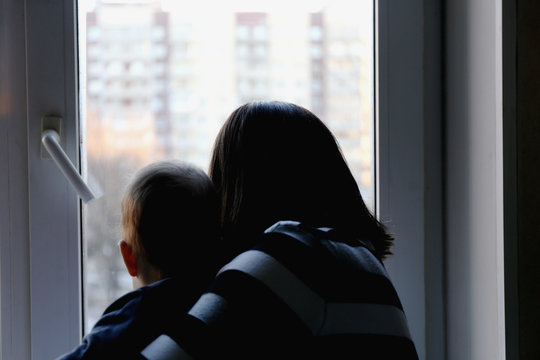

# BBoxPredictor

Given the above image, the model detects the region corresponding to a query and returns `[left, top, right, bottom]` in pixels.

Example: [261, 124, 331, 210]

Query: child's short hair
[121, 160, 220, 279]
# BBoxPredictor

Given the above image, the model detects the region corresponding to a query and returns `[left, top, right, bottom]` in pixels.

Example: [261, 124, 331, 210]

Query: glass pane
[79, 0, 374, 333]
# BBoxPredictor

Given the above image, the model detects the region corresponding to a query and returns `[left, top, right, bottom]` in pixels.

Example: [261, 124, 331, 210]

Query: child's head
[119, 160, 220, 288]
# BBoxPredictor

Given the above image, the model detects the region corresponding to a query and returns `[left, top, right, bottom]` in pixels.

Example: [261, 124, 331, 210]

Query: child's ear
[119, 240, 138, 277]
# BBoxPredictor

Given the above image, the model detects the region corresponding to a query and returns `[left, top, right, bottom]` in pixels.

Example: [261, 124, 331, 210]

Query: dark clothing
[58, 277, 200, 360]
[143, 221, 418, 360]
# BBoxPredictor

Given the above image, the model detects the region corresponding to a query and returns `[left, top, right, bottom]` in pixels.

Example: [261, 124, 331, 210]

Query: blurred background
[79, 0, 374, 332]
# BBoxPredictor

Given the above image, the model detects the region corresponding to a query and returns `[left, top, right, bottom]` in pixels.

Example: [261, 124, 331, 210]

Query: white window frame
[0, 0, 514, 359]
[1, 0, 82, 359]
[377, 1, 510, 360]
[376, 1, 443, 359]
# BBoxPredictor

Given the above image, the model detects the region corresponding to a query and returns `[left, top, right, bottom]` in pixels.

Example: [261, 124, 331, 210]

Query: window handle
[41, 129, 96, 203]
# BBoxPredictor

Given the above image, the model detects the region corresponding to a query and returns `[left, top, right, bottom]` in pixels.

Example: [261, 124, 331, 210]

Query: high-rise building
[85, 3, 372, 189]
[322, 5, 373, 205]
[85, 0, 170, 159]
[168, 10, 235, 168]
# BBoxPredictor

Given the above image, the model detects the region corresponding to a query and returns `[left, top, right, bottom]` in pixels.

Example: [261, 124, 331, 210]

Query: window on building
[79, 0, 374, 333]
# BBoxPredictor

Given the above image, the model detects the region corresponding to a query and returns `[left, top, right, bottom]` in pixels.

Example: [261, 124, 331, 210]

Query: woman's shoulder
[184, 221, 410, 353]
[216, 221, 392, 303]
[261, 220, 381, 267]
[263, 220, 376, 250]
[162, 221, 415, 359]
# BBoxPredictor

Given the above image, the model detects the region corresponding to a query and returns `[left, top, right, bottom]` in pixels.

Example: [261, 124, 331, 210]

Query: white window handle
[41, 129, 96, 203]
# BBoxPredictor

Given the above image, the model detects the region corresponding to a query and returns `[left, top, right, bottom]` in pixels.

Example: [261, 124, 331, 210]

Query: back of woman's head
[209, 101, 393, 259]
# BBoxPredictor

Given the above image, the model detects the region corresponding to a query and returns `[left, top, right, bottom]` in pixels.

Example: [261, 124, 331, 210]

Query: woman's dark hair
[209, 101, 393, 260]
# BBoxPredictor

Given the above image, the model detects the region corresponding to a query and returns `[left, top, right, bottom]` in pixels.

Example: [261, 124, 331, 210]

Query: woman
[141, 101, 418, 359]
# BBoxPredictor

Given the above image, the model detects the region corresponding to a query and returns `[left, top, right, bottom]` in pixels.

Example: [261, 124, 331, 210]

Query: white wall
[445, 1, 506, 359]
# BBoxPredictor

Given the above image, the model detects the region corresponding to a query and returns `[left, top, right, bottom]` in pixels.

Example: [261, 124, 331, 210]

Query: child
[58, 160, 221, 359]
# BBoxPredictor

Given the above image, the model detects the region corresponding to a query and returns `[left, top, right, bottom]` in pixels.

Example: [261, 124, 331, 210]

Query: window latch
[41, 115, 97, 203]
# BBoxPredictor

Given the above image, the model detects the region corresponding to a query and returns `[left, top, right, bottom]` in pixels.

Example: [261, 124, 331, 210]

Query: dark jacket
[142, 221, 419, 360]
[58, 277, 201, 360]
